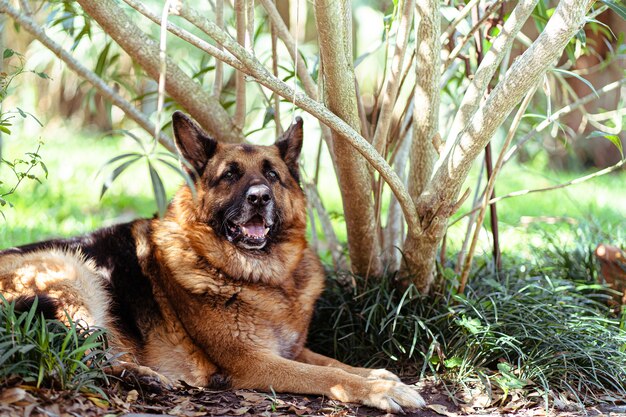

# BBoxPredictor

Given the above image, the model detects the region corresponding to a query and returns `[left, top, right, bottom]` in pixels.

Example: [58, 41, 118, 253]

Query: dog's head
[171, 111, 306, 252]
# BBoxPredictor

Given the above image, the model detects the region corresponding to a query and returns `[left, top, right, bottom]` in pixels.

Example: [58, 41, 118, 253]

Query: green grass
[0, 296, 111, 395]
[0, 125, 181, 247]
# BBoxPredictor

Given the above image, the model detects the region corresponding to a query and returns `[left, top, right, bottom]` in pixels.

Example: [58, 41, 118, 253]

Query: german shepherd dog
[0, 112, 424, 413]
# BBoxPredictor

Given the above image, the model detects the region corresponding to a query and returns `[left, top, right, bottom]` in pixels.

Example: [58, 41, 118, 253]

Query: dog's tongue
[241, 219, 267, 238]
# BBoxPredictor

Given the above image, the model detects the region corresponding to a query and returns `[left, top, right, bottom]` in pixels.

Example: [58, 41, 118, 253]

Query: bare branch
[235, 0, 247, 129]
[304, 183, 347, 271]
[154, 0, 177, 146]
[441, 0, 480, 42]
[122, 0, 243, 75]
[458, 87, 536, 293]
[213, 0, 224, 97]
[444, 0, 504, 68]
[0, 0, 176, 152]
[430, 0, 593, 207]
[442, 0, 538, 151]
[314, 0, 382, 276]
[258, 0, 317, 99]
[77, 0, 242, 143]
[270, 14, 282, 137]
[371, 0, 415, 156]
[383, 133, 411, 271]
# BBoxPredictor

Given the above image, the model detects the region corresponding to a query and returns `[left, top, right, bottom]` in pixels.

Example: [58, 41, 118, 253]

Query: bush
[310, 248, 626, 406]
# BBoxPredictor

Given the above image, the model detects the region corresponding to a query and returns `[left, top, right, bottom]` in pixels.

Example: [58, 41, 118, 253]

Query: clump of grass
[450, 275, 626, 404]
[310, 253, 626, 406]
[0, 296, 111, 396]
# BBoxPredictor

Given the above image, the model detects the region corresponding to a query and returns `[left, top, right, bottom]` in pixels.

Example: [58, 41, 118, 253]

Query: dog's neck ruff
[152, 216, 306, 291]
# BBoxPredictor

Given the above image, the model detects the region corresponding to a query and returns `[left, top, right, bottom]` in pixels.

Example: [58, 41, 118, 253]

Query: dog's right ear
[172, 111, 217, 177]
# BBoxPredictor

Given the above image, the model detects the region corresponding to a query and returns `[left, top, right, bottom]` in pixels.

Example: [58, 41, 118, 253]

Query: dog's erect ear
[275, 117, 303, 181]
[172, 111, 217, 177]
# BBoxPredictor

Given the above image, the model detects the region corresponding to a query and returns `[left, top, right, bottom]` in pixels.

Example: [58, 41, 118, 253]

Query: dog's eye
[266, 170, 279, 181]
[223, 171, 236, 181]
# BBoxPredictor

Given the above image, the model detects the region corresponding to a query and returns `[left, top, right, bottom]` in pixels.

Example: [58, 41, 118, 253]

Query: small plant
[0, 296, 111, 396]
[1, 48, 49, 216]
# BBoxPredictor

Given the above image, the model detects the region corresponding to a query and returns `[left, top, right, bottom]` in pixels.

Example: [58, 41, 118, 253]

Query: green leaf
[3, 48, 15, 59]
[35, 71, 51, 80]
[94, 41, 112, 77]
[575, 28, 586, 46]
[148, 161, 167, 218]
[96, 152, 141, 177]
[100, 156, 142, 198]
[587, 130, 624, 158]
[444, 356, 463, 369]
[601, 0, 626, 20]
[457, 316, 483, 334]
[0, 125, 10, 135]
[157, 157, 197, 199]
[552, 68, 598, 97]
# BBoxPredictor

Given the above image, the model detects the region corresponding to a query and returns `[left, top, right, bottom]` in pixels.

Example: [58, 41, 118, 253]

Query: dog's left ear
[172, 111, 217, 178]
[275, 117, 303, 181]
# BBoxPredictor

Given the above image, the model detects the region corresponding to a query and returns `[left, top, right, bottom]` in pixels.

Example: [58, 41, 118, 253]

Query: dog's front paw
[362, 380, 425, 414]
[366, 368, 401, 381]
[108, 361, 178, 391]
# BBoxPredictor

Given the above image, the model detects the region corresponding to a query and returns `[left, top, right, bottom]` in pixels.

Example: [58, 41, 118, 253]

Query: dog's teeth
[264, 227, 270, 235]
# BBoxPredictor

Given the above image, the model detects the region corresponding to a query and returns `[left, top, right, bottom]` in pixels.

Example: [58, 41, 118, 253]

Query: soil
[1, 377, 624, 417]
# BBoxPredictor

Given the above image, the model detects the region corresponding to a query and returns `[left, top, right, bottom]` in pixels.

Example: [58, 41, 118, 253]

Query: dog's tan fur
[0, 112, 424, 413]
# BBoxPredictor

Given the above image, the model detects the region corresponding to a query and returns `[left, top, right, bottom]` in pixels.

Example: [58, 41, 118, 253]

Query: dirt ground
[2, 377, 625, 417]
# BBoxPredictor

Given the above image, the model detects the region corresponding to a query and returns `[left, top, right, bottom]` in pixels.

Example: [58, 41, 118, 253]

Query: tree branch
[213, 0, 224, 97]
[458, 87, 536, 293]
[0, 0, 176, 152]
[76, 0, 242, 143]
[235, 0, 247, 129]
[504, 78, 626, 163]
[442, 0, 538, 153]
[370, 0, 415, 155]
[441, 0, 480, 42]
[429, 0, 593, 208]
[444, 0, 504, 68]
[314, 0, 382, 276]
[177, 1, 421, 236]
[488, 159, 626, 203]
[408, 0, 441, 201]
[258, 0, 317, 100]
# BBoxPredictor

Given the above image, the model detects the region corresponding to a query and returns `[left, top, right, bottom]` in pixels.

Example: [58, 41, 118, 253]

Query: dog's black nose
[247, 185, 272, 206]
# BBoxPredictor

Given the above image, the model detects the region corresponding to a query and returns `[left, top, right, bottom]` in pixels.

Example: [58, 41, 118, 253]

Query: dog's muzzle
[225, 184, 275, 250]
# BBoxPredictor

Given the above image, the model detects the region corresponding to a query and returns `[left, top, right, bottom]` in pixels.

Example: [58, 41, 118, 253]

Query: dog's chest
[227, 284, 311, 358]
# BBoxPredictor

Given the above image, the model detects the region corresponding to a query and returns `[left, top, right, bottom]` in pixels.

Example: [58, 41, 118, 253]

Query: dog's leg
[106, 361, 177, 390]
[228, 352, 424, 413]
[295, 348, 401, 382]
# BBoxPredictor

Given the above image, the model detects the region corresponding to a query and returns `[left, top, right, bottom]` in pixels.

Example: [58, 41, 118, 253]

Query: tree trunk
[402, 0, 441, 292]
[404, 0, 593, 291]
[76, 0, 243, 143]
[314, 0, 383, 277]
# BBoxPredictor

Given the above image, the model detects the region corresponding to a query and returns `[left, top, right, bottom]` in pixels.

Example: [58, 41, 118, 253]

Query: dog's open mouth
[226, 215, 271, 249]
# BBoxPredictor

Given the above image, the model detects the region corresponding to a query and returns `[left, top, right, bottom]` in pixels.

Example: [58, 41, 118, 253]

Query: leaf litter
[1, 376, 625, 417]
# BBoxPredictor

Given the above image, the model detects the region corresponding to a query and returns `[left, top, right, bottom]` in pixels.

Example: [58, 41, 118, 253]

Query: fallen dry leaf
[87, 396, 109, 408]
[0, 388, 27, 405]
[126, 389, 139, 403]
[427, 403, 459, 417]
